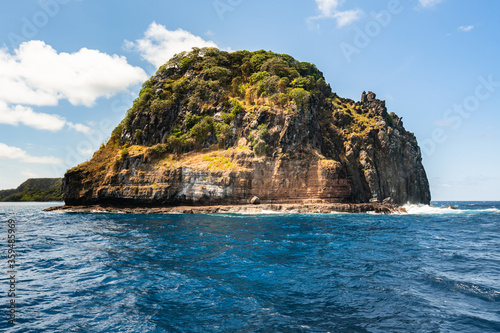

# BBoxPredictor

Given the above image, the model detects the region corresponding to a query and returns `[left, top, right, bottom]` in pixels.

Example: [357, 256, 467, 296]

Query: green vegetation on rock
[248, 124, 269, 156]
[108, 47, 334, 157]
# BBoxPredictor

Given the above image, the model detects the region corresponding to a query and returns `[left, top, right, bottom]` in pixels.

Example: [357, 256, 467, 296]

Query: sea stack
[62, 48, 431, 207]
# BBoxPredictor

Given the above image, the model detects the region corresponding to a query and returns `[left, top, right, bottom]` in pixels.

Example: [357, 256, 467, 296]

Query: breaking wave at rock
[400, 203, 500, 215]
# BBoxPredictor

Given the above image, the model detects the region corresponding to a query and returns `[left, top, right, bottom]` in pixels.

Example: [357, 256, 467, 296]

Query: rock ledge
[44, 203, 405, 214]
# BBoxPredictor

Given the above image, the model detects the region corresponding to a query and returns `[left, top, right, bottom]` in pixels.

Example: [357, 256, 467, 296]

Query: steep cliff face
[63, 48, 430, 206]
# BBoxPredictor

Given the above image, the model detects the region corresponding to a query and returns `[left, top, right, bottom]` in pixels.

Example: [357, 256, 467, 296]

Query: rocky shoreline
[43, 203, 406, 214]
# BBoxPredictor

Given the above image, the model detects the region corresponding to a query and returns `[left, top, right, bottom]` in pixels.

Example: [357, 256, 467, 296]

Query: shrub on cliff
[107, 48, 376, 158]
[249, 124, 269, 156]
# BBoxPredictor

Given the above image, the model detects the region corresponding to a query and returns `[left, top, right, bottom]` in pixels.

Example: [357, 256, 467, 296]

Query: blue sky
[1, 0, 499, 201]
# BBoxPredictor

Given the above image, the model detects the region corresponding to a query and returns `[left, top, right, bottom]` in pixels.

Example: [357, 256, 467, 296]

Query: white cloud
[21, 170, 39, 178]
[78, 147, 95, 156]
[125, 22, 218, 68]
[0, 40, 147, 107]
[309, 0, 363, 28]
[418, 0, 443, 8]
[0, 102, 90, 133]
[458, 25, 474, 32]
[67, 122, 91, 134]
[0, 143, 62, 164]
[0, 102, 65, 131]
[315, 0, 340, 17]
[333, 9, 363, 28]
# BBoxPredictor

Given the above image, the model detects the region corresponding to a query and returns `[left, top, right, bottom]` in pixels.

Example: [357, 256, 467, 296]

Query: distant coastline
[0, 178, 63, 202]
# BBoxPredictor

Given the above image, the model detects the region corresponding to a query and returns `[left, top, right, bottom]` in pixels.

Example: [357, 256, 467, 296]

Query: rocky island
[47, 48, 430, 214]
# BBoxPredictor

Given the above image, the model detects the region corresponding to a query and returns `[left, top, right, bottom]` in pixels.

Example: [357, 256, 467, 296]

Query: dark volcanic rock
[250, 196, 260, 205]
[361, 91, 367, 103]
[62, 48, 430, 207]
[367, 91, 376, 102]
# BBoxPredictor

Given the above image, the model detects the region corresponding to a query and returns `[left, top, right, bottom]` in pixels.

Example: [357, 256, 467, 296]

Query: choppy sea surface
[0, 201, 499, 332]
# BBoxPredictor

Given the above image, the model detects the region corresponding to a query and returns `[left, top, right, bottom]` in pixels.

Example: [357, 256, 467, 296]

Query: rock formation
[62, 48, 430, 207]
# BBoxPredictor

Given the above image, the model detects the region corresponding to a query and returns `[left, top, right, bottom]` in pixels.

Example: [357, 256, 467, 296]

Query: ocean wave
[427, 275, 500, 302]
[399, 204, 500, 215]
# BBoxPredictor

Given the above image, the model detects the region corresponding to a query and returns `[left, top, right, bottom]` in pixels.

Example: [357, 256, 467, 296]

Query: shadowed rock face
[63, 49, 430, 206]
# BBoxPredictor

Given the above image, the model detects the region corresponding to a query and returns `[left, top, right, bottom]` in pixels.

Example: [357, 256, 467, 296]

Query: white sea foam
[401, 204, 461, 215]
[399, 204, 500, 215]
[260, 210, 288, 215]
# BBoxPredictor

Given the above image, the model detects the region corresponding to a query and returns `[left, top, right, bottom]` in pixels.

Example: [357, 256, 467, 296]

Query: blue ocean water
[0, 202, 499, 332]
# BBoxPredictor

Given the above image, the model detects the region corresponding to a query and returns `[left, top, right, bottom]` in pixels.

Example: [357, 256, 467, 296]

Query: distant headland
[1, 178, 62, 202]
[46, 48, 430, 214]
